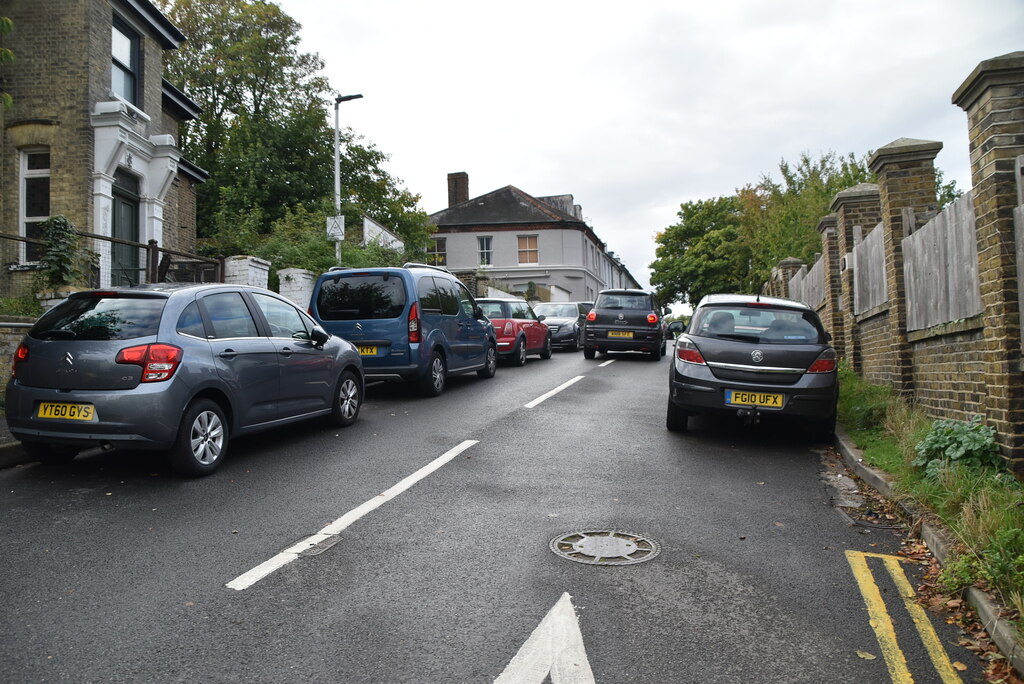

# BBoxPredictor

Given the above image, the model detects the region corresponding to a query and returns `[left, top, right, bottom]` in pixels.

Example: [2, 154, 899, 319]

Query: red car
[477, 297, 552, 365]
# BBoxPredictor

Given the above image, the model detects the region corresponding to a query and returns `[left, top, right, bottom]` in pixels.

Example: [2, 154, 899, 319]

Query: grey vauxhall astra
[6, 283, 364, 476]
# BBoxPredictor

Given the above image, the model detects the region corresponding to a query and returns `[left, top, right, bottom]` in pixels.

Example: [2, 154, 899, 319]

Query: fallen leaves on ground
[900, 517, 1021, 683]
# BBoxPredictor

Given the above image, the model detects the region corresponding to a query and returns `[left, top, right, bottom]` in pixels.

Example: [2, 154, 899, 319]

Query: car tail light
[587, 311, 596, 321]
[408, 302, 421, 343]
[675, 337, 706, 365]
[503, 321, 513, 336]
[116, 343, 183, 382]
[647, 313, 658, 324]
[807, 348, 838, 373]
[10, 343, 28, 378]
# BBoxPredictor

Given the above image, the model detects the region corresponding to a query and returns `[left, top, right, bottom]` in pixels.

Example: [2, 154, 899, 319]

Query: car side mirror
[537, 314, 546, 322]
[824, 331, 833, 342]
[310, 325, 329, 348]
[474, 305, 486, 320]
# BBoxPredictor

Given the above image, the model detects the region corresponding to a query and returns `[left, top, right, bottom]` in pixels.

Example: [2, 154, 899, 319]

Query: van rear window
[30, 296, 165, 340]
[317, 274, 407, 320]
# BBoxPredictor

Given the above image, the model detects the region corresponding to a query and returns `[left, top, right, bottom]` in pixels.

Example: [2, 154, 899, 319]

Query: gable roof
[429, 185, 584, 227]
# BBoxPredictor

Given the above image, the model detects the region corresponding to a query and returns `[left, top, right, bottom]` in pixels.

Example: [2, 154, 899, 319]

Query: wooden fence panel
[903, 192, 981, 330]
[853, 222, 887, 314]
[788, 258, 824, 308]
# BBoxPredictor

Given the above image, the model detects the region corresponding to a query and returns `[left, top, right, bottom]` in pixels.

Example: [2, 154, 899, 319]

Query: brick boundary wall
[764, 52, 1024, 471]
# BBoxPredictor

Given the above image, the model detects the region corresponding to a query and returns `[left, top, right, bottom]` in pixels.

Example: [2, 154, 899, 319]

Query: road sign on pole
[326, 216, 345, 240]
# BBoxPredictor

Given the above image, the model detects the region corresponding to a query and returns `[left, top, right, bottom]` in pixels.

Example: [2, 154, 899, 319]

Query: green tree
[650, 196, 749, 307]
[737, 151, 873, 290]
[935, 168, 963, 208]
[0, 16, 15, 109]
[159, 0, 431, 257]
[254, 205, 407, 289]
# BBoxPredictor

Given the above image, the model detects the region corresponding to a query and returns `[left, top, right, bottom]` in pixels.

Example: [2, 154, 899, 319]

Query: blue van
[309, 263, 498, 396]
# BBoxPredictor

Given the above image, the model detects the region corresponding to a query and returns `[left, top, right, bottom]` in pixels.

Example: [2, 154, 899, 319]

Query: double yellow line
[846, 550, 962, 683]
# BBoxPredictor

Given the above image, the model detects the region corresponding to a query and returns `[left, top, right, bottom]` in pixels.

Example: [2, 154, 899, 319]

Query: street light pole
[334, 93, 363, 215]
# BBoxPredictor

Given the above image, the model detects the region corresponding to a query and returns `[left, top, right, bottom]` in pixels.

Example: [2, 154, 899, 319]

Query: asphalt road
[0, 345, 982, 683]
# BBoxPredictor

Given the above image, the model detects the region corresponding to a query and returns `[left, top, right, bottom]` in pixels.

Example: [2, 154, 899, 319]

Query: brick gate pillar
[830, 183, 881, 374]
[868, 139, 942, 395]
[765, 257, 804, 298]
[953, 52, 1024, 468]
[816, 214, 842, 357]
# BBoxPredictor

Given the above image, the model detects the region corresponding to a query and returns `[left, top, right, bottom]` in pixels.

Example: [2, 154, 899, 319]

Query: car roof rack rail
[403, 262, 453, 274]
[327, 266, 350, 272]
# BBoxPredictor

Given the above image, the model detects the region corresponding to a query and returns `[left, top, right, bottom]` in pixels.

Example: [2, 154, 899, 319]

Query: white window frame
[427, 237, 447, 266]
[478, 235, 493, 265]
[20, 148, 50, 263]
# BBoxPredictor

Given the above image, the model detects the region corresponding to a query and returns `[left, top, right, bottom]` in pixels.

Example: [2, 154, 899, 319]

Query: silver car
[6, 283, 364, 476]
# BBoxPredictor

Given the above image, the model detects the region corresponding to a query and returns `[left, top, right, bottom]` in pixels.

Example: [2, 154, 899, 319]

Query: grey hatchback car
[666, 294, 838, 439]
[6, 283, 364, 476]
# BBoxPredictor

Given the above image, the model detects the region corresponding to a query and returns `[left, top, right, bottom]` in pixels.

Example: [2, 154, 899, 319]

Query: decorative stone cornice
[830, 183, 880, 212]
[817, 213, 837, 235]
[952, 51, 1024, 112]
[868, 139, 943, 174]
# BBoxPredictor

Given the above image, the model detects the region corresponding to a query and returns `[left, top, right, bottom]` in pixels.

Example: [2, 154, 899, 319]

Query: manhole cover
[549, 530, 660, 566]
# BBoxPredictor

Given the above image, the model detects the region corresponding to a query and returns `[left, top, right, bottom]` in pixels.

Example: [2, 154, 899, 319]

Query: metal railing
[0, 230, 224, 287]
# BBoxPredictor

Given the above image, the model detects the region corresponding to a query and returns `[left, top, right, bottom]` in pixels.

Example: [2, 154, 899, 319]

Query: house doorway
[111, 169, 141, 286]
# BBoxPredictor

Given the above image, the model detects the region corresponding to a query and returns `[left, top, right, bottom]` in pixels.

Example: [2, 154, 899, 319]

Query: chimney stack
[448, 172, 469, 207]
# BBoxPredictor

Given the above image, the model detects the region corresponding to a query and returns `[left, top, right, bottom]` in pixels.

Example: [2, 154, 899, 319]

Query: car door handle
[279, 347, 293, 357]
[219, 350, 237, 359]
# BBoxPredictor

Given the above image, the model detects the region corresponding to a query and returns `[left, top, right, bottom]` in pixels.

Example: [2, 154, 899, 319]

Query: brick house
[428, 172, 640, 302]
[0, 0, 207, 292]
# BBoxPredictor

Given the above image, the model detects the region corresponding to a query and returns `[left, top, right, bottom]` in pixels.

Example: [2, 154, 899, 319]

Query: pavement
[0, 413, 24, 470]
[0, 417, 1020, 673]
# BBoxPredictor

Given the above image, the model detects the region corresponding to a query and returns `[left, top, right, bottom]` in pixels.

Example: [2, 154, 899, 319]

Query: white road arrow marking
[494, 592, 595, 684]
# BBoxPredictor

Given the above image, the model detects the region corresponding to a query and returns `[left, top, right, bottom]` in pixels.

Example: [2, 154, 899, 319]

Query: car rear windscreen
[690, 306, 825, 344]
[30, 295, 166, 341]
[596, 293, 653, 310]
[317, 274, 407, 320]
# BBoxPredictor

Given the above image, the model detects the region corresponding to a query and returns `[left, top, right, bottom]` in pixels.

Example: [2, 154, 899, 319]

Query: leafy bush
[0, 296, 42, 318]
[38, 215, 96, 290]
[941, 528, 1024, 595]
[837, 361, 892, 431]
[39, 215, 82, 288]
[913, 415, 1001, 479]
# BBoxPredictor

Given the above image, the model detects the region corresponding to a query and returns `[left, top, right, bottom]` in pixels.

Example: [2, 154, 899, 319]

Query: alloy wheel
[190, 410, 224, 466]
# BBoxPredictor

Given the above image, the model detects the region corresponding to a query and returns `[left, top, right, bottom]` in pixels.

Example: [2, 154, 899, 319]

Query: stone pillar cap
[952, 51, 1024, 111]
[830, 183, 880, 211]
[868, 138, 943, 173]
[817, 213, 838, 233]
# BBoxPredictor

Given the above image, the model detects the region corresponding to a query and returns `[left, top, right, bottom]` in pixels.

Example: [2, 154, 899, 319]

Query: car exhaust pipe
[77, 442, 116, 458]
[736, 408, 761, 427]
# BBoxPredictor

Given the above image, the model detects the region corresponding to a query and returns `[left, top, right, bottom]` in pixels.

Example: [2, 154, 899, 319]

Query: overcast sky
[274, 0, 1022, 291]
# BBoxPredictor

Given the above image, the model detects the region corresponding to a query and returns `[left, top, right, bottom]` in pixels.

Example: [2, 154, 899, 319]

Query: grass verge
[837, 362, 1024, 630]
